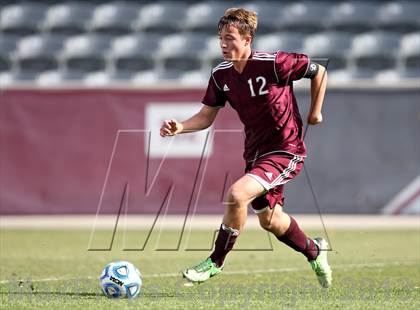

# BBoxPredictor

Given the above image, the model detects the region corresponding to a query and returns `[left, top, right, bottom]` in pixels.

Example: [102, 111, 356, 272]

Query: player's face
[219, 25, 251, 62]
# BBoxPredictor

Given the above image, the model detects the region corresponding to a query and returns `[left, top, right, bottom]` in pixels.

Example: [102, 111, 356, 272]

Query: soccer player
[160, 8, 332, 288]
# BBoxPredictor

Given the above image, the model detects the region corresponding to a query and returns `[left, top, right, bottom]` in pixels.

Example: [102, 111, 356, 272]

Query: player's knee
[259, 215, 273, 231]
[228, 186, 249, 206]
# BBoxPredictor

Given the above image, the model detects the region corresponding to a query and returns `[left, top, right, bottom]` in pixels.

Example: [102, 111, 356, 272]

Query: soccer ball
[99, 261, 142, 299]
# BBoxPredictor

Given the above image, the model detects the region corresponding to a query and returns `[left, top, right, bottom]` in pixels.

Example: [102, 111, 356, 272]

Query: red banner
[0, 89, 244, 214]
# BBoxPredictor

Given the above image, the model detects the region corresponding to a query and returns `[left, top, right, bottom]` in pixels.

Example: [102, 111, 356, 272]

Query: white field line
[1, 215, 419, 230]
[0, 261, 418, 285]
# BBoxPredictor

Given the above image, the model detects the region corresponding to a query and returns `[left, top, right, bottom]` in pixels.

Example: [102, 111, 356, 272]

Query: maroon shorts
[245, 153, 304, 213]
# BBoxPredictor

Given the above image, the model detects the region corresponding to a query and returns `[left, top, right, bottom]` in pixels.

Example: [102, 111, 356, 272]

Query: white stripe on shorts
[270, 155, 302, 187]
[247, 155, 302, 191]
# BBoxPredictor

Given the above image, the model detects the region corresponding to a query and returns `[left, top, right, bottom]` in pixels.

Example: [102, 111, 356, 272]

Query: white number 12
[247, 76, 268, 97]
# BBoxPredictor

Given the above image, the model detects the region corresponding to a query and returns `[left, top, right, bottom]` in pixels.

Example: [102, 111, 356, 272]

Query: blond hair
[217, 8, 258, 38]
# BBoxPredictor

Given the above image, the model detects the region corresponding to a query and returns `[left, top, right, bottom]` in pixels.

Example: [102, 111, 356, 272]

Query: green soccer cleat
[182, 258, 223, 283]
[310, 238, 332, 288]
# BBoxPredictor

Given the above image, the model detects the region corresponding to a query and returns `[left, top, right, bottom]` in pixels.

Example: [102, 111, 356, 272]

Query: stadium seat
[202, 36, 223, 69]
[131, 70, 184, 85]
[133, 2, 186, 34]
[376, 1, 420, 33]
[0, 2, 47, 36]
[399, 33, 420, 73]
[88, 2, 141, 35]
[184, 2, 230, 33]
[242, 1, 283, 34]
[13, 34, 66, 73]
[255, 32, 306, 53]
[375, 68, 420, 84]
[278, 2, 330, 33]
[180, 70, 209, 86]
[303, 32, 353, 71]
[108, 34, 162, 73]
[0, 34, 19, 72]
[156, 33, 209, 72]
[42, 2, 94, 35]
[84, 69, 141, 86]
[84, 71, 110, 86]
[0, 71, 13, 86]
[37, 69, 88, 86]
[327, 2, 376, 33]
[349, 31, 401, 71]
[60, 34, 113, 73]
[0, 70, 40, 86]
[131, 70, 159, 85]
[83, 71, 110, 86]
[328, 68, 376, 84]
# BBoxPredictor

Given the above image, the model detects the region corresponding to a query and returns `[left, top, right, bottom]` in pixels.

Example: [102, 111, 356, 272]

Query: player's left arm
[304, 62, 327, 125]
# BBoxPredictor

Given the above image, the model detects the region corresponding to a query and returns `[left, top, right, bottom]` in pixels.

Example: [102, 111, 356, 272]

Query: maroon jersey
[202, 51, 310, 161]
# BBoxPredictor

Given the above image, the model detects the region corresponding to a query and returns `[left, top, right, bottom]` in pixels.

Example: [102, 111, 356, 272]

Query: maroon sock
[276, 217, 319, 261]
[209, 224, 240, 267]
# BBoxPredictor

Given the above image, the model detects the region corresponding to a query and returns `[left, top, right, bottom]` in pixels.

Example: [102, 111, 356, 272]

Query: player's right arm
[159, 105, 219, 137]
[161, 70, 227, 137]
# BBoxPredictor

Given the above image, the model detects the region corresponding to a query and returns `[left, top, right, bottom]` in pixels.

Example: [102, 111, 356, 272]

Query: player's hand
[160, 119, 183, 137]
[308, 113, 323, 125]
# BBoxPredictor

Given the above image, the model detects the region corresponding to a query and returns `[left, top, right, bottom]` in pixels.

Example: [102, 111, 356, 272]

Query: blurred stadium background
[0, 0, 419, 85]
[0, 0, 419, 220]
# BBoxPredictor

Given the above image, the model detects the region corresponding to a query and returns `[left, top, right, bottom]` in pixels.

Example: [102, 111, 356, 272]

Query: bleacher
[0, 0, 419, 86]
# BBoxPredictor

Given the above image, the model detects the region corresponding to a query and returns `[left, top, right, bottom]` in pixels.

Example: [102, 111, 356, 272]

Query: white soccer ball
[99, 261, 142, 299]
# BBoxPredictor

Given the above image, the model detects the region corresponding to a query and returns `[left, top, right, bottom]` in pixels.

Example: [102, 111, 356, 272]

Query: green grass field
[0, 228, 419, 309]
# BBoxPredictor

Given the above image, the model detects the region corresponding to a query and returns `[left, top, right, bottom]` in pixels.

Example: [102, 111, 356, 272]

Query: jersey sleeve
[275, 51, 310, 83]
[201, 74, 227, 108]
